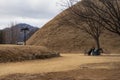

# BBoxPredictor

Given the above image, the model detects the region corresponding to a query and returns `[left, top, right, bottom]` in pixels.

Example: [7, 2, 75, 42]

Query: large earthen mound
[27, 2, 120, 53]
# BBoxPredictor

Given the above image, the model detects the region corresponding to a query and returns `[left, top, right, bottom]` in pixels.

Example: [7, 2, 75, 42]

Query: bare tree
[60, 0, 104, 50]
[77, 0, 120, 36]
[81, 17, 104, 49]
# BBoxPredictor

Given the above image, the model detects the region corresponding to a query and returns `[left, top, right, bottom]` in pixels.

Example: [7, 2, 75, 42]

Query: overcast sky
[0, 0, 62, 29]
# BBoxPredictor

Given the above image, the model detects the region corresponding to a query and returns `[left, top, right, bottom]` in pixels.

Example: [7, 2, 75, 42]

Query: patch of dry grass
[0, 54, 120, 77]
[0, 62, 120, 80]
[0, 45, 60, 63]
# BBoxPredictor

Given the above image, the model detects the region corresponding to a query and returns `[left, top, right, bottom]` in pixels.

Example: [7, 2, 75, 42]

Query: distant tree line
[0, 23, 39, 44]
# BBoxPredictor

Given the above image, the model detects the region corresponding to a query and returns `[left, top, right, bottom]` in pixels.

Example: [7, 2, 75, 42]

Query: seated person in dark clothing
[87, 47, 95, 56]
[92, 48, 103, 56]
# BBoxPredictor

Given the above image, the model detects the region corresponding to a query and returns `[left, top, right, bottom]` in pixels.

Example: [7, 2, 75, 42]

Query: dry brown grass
[1, 62, 120, 80]
[0, 45, 60, 63]
[26, 2, 120, 53]
[0, 54, 120, 77]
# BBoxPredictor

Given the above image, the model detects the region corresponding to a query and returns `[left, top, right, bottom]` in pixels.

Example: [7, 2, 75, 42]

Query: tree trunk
[96, 38, 100, 49]
[95, 37, 101, 55]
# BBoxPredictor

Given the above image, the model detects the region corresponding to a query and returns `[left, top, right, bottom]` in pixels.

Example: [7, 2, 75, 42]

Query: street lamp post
[21, 27, 29, 45]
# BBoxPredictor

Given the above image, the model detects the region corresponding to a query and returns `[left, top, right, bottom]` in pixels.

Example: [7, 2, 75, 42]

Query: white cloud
[0, 0, 61, 29]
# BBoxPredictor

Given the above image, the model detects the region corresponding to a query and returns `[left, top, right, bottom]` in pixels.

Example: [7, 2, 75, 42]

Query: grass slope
[27, 9, 120, 53]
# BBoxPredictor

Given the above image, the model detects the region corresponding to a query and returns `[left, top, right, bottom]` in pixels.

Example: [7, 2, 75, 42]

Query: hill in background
[0, 23, 39, 44]
[27, 3, 120, 53]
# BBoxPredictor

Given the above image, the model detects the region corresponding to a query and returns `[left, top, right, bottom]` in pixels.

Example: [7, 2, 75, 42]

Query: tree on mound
[60, 0, 120, 54]
[81, 0, 120, 36]
[62, 0, 120, 36]
[60, 0, 104, 55]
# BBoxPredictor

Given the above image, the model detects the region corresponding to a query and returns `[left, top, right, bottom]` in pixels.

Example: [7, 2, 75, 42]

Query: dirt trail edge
[0, 54, 120, 76]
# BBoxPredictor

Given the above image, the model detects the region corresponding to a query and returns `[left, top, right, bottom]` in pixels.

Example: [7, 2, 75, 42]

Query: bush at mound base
[0, 45, 60, 63]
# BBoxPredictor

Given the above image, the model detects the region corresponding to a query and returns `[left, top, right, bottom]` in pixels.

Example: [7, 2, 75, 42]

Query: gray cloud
[0, 0, 61, 29]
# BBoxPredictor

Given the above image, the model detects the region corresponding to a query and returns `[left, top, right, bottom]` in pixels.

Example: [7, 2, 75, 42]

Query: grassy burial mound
[0, 45, 60, 63]
[27, 1, 120, 53]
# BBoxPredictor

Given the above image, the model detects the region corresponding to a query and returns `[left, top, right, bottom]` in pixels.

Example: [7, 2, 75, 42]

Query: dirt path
[0, 54, 120, 76]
